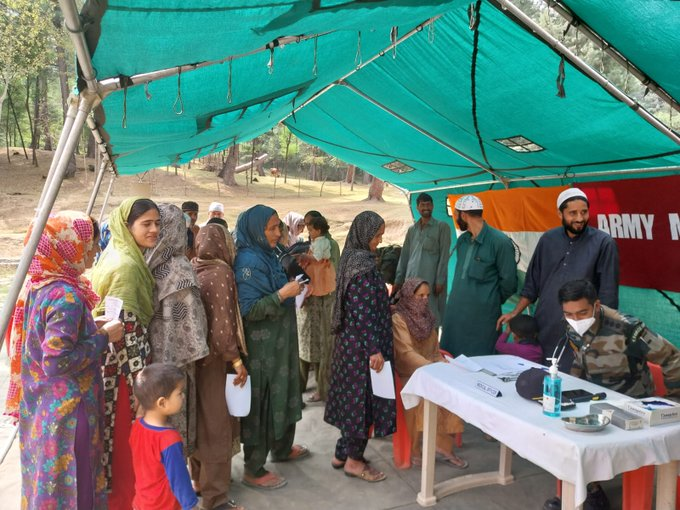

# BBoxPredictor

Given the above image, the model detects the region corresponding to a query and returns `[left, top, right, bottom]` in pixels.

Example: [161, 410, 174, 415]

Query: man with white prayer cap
[440, 195, 517, 357]
[497, 187, 619, 371]
[208, 202, 225, 219]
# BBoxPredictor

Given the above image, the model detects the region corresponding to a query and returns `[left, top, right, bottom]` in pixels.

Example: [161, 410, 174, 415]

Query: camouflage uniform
[569, 305, 680, 399]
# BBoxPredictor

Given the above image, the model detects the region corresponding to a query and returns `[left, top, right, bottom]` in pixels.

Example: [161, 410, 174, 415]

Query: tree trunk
[362, 170, 372, 185]
[7, 89, 28, 160]
[218, 144, 239, 186]
[86, 132, 96, 158]
[345, 164, 355, 184]
[38, 72, 53, 151]
[283, 130, 292, 183]
[54, 9, 70, 121]
[31, 75, 41, 162]
[366, 177, 385, 201]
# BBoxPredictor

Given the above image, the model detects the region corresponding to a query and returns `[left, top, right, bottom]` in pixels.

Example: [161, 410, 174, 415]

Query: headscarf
[193, 224, 247, 357]
[331, 211, 385, 333]
[5, 211, 100, 421]
[91, 197, 156, 325]
[233, 205, 290, 317]
[282, 211, 305, 248]
[146, 204, 208, 366]
[394, 278, 437, 342]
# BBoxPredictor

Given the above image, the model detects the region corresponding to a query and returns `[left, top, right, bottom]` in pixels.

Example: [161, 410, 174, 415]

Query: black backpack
[375, 244, 402, 284]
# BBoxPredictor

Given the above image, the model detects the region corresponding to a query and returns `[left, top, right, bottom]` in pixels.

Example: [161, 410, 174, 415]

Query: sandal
[439, 454, 469, 470]
[344, 465, 386, 483]
[219, 500, 245, 510]
[331, 456, 371, 469]
[241, 471, 287, 490]
[272, 444, 309, 462]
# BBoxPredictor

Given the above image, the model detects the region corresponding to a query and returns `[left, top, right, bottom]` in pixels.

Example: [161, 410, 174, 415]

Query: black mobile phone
[562, 389, 594, 402]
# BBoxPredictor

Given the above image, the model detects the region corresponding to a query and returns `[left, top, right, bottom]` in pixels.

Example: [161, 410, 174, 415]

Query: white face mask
[566, 309, 596, 337]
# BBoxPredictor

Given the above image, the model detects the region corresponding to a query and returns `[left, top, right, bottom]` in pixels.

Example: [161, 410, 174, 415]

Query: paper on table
[104, 296, 123, 321]
[295, 274, 309, 310]
[370, 360, 395, 399]
[451, 354, 483, 372]
[475, 356, 530, 375]
[225, 374, 251, 417]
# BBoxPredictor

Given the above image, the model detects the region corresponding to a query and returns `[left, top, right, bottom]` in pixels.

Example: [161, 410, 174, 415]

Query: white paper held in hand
[295, 274, 309, 310]
[370, 360, 395, 399]
[225, 374, 251, 417]
[104, 296, 123, 321]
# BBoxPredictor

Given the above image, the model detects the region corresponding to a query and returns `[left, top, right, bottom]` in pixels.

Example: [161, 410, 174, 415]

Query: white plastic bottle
[542, 357, 562, 418]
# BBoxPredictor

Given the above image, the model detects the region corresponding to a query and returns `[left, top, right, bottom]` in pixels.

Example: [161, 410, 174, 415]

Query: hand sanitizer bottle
[543, 357, 562, 417]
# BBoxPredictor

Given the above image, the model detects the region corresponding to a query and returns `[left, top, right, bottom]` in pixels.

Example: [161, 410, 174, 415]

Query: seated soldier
[545, 279, 680, 510]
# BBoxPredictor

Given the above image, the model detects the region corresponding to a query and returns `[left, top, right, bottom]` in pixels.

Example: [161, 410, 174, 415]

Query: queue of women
[7, 197, 465, 509]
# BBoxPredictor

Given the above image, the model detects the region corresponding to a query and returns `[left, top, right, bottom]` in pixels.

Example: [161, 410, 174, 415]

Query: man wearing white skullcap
[498, 187, 619, 371]
[440, 195, 517, 357]
[208, 202, 225, 219]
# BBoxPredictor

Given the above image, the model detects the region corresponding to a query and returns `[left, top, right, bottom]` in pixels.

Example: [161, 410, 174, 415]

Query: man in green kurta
[393, 193, 452, 326]
[441, 195, 517, 357]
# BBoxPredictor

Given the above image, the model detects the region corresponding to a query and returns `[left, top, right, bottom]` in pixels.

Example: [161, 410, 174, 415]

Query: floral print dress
[20, 282, 109, 509]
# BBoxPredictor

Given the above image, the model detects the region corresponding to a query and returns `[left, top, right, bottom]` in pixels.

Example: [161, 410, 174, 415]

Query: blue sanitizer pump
[543, 357, 562, 417]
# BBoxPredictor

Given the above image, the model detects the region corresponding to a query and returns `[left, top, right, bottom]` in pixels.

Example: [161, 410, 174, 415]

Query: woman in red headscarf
[6, 211, 123, 509]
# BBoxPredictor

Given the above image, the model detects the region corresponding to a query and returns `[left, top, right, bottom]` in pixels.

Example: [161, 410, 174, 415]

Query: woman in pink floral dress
[10, 211, 123, 509]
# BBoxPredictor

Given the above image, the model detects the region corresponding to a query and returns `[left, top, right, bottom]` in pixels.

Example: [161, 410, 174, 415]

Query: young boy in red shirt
[130, 363, 198, 510]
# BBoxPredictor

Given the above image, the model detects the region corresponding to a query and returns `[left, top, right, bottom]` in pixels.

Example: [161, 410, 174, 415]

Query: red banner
[579, 176, 680, 291]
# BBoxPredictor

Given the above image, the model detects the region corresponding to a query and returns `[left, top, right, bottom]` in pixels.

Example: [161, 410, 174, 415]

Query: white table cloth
[401, 355, 680, 508]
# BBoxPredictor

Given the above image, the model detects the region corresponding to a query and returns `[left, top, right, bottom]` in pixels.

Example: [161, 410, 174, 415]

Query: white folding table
[401, 355, 680, 509]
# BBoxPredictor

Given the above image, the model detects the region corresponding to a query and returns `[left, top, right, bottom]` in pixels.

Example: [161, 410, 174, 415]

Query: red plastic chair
[621, 362, 678, 510]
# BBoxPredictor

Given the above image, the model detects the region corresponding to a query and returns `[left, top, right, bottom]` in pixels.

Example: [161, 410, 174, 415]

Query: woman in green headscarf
[91, 197, 160, 509]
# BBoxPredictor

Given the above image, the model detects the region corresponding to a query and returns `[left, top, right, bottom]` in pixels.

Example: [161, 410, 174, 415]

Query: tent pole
[37, 96, 79, 210]
[59, 0, 97, 93]
[86, 160, 108, 216]
[98, 174, 115, 225]
[339, 81, 506, 183]
[491, 0, 680, 145]
[410, 165, 680, 194]
[0, 95, 95, 349]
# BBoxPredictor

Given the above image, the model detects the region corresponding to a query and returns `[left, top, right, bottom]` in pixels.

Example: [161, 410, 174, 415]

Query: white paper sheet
[451, 354, 483, 372]
[225, 375, 251, 417]
[295, 274, 309, 310]
[370, 360, 395, 399]
[475, 355, 531, 375]
[104, 296, 123, 321]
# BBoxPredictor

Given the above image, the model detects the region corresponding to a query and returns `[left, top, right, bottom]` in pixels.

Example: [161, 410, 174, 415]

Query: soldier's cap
[515, 367, 545, 400]
[557, 188, 588, 209]
[454, 195, 483, 211]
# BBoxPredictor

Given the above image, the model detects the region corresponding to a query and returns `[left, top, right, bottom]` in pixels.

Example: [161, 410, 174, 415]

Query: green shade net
[561, 0, 680, 104]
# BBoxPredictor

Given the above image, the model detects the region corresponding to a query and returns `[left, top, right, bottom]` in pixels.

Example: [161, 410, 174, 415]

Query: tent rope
[391, 27, 398, 59]
[227, 59, 233, 104]
[173, 68, 184, 115]
[118, 75, 134, 128]
[428, 19, 436, 43]
[468, 0, 494, 175]
[657, 290, 680, 315]
[556, 56, 566, 98]
[267, 46, 275, 74]
[312, 36, 318, 76]
[144, 82, 152, 101]
[355, 31, 362, 67]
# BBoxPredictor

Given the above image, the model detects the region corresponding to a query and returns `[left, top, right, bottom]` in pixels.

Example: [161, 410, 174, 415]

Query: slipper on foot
[272, 444, 309, 462]
[241, 472, 287, 490]
[344, 466, 386, 483]
[331, 456, 370, 469]
[439, 454, 469, 469]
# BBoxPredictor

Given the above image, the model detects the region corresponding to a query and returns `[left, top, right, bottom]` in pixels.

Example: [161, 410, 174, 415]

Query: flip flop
[331, 456, 371, 469]
[218, 500, 245, 510]
[241, 472, 287, 490]
[344, 466, 386, 483]
[272, 444, 310, 462]
[439, 454, 469, 470]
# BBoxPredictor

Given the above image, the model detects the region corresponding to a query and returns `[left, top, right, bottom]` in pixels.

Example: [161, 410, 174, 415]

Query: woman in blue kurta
[234, 205, 308, 490]
[324, 211, 396, 483]
[12, 211, 123, 509]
